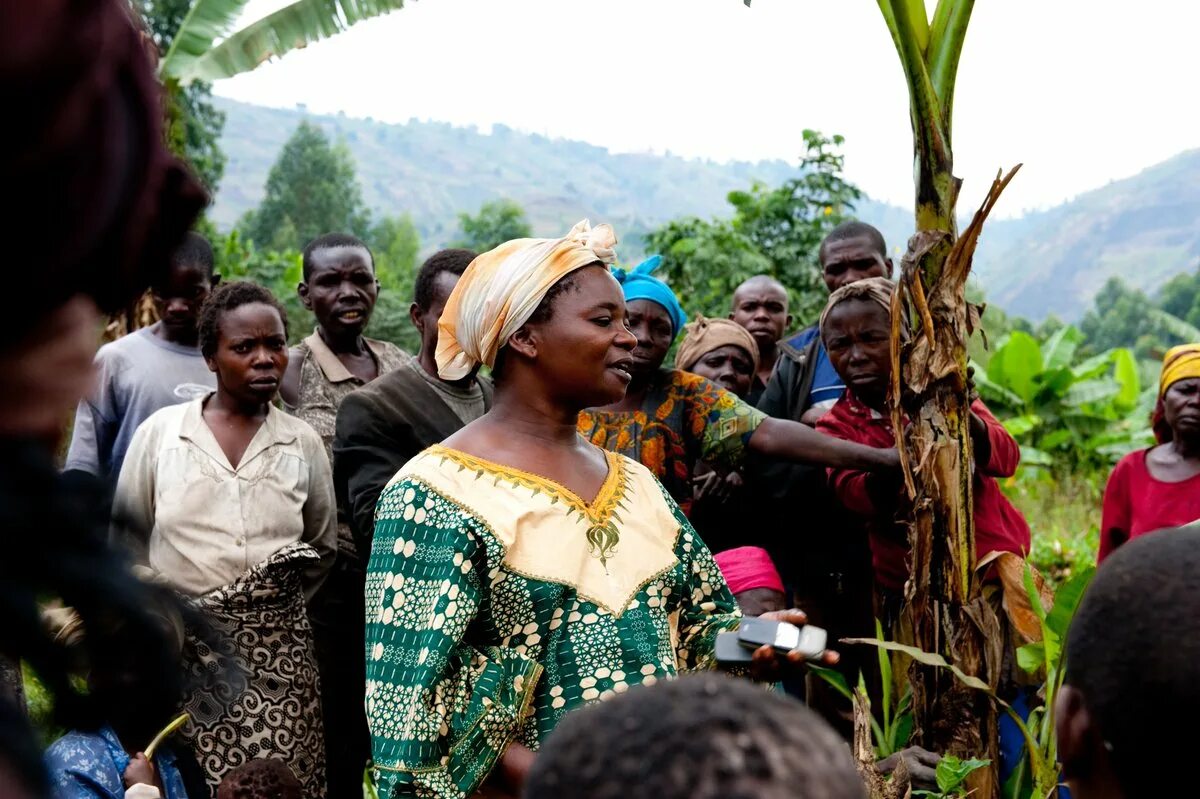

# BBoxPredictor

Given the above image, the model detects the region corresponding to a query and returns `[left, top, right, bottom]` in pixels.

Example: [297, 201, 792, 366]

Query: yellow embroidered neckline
[427, 444, 629, 524]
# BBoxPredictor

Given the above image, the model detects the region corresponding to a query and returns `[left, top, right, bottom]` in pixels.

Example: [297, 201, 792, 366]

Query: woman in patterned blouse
[363, 223, 833, 799]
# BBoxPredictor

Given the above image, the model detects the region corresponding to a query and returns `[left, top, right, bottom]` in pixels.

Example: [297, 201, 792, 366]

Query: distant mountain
[970, 150, 1200, 320]
[211, 98, 1200, 321]
[213, 97, 802, 253]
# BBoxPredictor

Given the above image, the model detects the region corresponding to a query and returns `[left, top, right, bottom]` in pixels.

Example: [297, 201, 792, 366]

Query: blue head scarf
[612, 255, 688, 339]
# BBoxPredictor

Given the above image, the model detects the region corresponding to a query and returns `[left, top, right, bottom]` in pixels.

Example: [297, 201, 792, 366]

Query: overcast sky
[215, 0, 1199, 218]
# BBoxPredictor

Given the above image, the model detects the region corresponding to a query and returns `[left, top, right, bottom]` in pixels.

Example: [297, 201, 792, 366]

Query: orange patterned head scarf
[435, 219, 618, 381]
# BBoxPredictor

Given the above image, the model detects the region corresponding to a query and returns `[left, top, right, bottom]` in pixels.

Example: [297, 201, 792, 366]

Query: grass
[1003, 469, 1103, 587]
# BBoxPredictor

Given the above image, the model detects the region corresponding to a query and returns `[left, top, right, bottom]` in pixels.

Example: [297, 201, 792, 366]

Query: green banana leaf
[161, 0, 408, 86]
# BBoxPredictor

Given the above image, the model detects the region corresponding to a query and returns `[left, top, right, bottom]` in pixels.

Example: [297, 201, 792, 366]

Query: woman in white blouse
[115, 281, 336, 796]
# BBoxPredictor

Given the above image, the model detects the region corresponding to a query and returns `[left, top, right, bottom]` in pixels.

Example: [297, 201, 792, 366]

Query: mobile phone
[737, 617, 827, 660]
[715, 631, 755, 665]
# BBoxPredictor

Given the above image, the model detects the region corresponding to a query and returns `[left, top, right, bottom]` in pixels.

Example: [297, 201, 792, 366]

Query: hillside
[212, 98, 1200, 320]
[213, 97, 802, 249]
[971, 150, 1200, 320]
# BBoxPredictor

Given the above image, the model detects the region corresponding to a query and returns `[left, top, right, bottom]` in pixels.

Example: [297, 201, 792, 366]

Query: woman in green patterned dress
[364, 222, 834, 799]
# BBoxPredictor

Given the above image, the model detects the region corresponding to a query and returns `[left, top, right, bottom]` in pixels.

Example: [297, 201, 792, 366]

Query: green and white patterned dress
[364, 444, 742, 798]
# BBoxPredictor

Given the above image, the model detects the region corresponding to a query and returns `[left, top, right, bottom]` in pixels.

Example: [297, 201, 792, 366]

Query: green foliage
[1079, 275, 1200, 360]
[811, 619, 914, 760]
[244, 121, 370, 251]
[973, 325, 1154, 475]
[1009, 470, 1101, 587]
[913, 756, 992, 798]
[134, 0, 227, 193]
[214, 230, 309, 343]
[366, 214, 422, 352]
[213, 226, 419, 352]
[847, 560, 1095, 799]
[450, 200, 533, 253]
[646, 218, 771, 316]
[1000, 565, 1095, 799]
[647, 130, 862, 322]
[159, 0, 407, 86]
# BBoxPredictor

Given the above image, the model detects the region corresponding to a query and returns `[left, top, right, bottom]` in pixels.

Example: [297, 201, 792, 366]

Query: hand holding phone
[715, 616, 828, 668]
[738, 617, 827, 660]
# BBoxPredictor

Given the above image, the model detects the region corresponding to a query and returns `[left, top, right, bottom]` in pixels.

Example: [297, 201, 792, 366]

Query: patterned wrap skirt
[180, 543, 326, 797]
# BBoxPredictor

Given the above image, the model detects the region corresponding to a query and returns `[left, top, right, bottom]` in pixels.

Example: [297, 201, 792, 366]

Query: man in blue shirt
[758, 220, 893, 423]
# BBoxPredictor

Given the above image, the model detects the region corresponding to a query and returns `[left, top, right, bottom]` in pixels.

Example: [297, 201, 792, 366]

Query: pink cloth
[714, 546, 785, 595]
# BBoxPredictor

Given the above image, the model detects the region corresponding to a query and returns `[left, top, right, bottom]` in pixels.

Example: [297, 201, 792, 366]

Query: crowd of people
[3, 2, 1200, 799]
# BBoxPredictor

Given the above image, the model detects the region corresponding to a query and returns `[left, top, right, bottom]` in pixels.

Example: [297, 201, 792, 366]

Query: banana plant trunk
[876, 2, 1018, 796]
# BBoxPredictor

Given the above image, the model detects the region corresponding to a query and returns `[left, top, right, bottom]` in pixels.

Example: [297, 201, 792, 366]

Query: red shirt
[1099, 449, 1200, 563]
[816, 393, 1031, 591]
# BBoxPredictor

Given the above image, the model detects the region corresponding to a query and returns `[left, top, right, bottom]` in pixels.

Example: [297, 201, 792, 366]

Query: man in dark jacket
[752, 220, 892, 732]
[758, 220, 893, 424]
[333, 249, 494, 550]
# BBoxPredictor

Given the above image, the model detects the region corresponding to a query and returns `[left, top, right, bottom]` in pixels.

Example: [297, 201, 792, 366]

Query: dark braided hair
[216, 758, 303, 799]
[198, 281, 289, 359]
[525, 673, 866, 799]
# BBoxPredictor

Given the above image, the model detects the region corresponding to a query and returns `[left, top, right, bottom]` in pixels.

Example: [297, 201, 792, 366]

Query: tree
[647, 130, 861, 322]
[158, 0, 407, 86]
[366, 214, 423, 352]
[1079, 276, 1200, 359]
[451, 200, 533, 253]
[133, 0, 227, 192]
[726, 130, 863, 320]
[752, 0, 1018, 792]
[646, 218, 771, 318]
[245, 121, 370, 251]
[870, 2, 1013, 793]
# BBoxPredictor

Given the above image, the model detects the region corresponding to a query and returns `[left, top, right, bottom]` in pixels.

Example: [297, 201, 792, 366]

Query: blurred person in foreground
[114, 282, 336, 796]
[364, 221, 834, 799]
[0, 0, 205, 794]
[523, 673, 865, 799]
[1057, 527, 1200, 798]
[1098, 343, 1200, 562]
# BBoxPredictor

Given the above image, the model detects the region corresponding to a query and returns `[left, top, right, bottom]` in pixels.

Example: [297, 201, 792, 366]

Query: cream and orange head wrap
[435, 219, 618, 381]
[675, 315, 760, 372]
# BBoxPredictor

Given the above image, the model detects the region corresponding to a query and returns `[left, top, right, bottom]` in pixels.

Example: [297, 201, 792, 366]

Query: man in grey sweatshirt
[65, 232, 218, 477]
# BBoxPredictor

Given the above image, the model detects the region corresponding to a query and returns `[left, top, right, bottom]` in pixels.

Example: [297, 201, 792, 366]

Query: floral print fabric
[364, 447, 741, 798]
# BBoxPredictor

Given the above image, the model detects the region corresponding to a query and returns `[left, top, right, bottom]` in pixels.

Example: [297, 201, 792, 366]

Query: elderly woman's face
[689, 345, 755, 398]
[823, 298, 892, 405]
[1164, 377, 1200, 441]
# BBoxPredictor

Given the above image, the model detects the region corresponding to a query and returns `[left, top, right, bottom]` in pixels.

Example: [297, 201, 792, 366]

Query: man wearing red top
[813, 278, 1031, 616]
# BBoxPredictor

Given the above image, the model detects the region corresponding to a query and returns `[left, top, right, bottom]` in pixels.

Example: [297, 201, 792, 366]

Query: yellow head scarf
[435, 219, 618, 381]
[1160, 343, 1200, 396]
